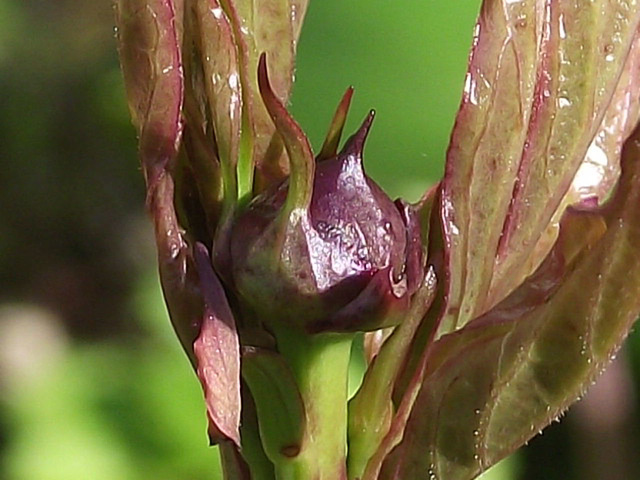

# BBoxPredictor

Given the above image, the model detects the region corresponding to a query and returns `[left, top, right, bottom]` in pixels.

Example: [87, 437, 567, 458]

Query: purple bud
[230, 109, 422, 333]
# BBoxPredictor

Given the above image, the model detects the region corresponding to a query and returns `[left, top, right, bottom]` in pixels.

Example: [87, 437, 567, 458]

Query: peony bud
[228, 57, 423, 333]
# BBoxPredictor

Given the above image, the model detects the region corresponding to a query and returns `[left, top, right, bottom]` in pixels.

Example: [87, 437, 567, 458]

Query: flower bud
[228, 58, 423, 332]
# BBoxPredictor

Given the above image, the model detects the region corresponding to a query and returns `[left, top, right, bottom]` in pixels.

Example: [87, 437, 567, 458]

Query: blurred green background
[1, 1, 640, 479]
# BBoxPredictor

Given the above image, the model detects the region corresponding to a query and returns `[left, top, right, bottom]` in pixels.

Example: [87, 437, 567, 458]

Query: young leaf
[241, 347, 306, 463]
[257, 53, 315, 212]
[193, 242, 241, 446]
[348, 268, 437, 480]
[190, 0, 242, 204]
[567, 32, 640, 204]
[318, 87, 355, 161]
[515, 32, 640, 286]
[374, 121, 640, 480]
[115, 0, 184, 189]
[218, 0, 310, 190]
[440, 0, 640, 336]
[117, 0, 198, 358]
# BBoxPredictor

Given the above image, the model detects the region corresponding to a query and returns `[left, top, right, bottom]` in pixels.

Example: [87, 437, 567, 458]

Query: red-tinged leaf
[348, 268, 437, 480]
[219, 441, 253, 480]
[491, 1, 640, 301]
[147, 174, 240, 446]
[361, 184, 439, 365]
[497, 29, 640, 308]
[374, 122, 640, 480]
[180, 104, 224, 237]
[438, 0, 540, 335]
[178, 13, 223, 237]
[440, 0, 640, 336]
[193, 242, 241, 446]
[148, 174, 202, 366]
[115, 0, 184, 188]
[257, 53, 314, 212]
[118, 0, 241, 452]
[219, 0, 309, 190]
[191, 0, 242, 201]
[363, 328, 393, 366]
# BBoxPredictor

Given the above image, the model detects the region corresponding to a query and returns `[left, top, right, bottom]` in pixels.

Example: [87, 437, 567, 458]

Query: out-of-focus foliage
[1, 1, 639, 479]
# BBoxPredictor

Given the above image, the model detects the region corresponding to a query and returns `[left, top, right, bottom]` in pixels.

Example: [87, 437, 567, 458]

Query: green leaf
[241, 347, 306, 464]
[373, 122, 640, 480]
[318, 87, 354, 161]
[567, 33, 640, 203]
[347, 268, 437, 480]
[439, 0, 640, 335]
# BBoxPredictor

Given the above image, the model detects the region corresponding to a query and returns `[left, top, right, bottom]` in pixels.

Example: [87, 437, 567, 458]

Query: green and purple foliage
[115, 1, 640, 479]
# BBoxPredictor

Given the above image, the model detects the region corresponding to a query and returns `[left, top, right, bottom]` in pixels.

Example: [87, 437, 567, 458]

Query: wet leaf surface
[440, 0, 640, 335]
[375, 120, 640, 480]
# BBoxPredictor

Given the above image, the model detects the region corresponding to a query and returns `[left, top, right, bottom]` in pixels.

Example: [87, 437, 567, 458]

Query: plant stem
[269, 325, 354, 480]
[236, 112, 254, 206]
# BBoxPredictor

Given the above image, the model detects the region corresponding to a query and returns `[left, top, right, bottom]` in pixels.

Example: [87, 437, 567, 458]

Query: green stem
[236, 111, 254, 206]
[269, 325, 354, 480]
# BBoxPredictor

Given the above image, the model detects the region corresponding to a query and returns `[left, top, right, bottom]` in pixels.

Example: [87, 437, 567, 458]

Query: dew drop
[211, 6, 224, 19]
[428, 464, 437, 480]
[558, 13, 566, 38]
